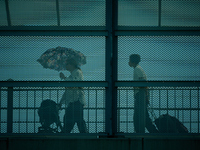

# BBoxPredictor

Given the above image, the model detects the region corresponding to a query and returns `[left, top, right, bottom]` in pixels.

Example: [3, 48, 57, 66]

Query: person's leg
[74, 101, 88, 133]
[145, 108, 159, 133]
[134, 92, 145, 133]
[133, 103, 140, 133]
[63, 103, 75, 133]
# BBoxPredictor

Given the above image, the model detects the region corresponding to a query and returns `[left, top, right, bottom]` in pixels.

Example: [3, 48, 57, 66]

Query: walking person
[129, 54, 158, 133]
[58, 58, 88, 133]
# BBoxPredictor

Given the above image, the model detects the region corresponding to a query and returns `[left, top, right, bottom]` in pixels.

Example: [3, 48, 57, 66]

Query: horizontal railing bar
[12, 121, 105, 124]
[0, 81, 108, 87]
[0, 26, 106, 31]
[9, 107, 199, 111]
[118, 107, 200, 111]
[0, 26, 107, 36]
[116, 26, 200, 36]
[1, 87, 198, 91]
[0, 30, 108, 36]
[116, 81, 200, 87]
[117, 26, 200, 31]
[0, 88, 106, 92]
[116, 30, 200, 36]
[11, 107, 105, 110]
[2, 26, 199, 31]
[0, 81, 199, 88]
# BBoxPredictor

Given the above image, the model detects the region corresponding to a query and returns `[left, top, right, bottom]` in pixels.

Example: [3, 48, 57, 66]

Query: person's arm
[58, 70, 83, 106]
[58, 73, 72, 106]
[71, 69, 83, 81]
[60, 72, 72, 81]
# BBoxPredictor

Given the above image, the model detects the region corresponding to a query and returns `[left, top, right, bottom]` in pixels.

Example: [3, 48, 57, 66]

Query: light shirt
[60, 69, 86, 106]
[133, 65, 147, 95]
[134, 65, 147, 81]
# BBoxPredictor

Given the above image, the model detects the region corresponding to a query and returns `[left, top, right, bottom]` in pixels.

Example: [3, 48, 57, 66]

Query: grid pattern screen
[1, 0, 105, 26]
[0, 87, 105, 133]
[0, 36, 105, 81]
[117, 87, 200, 133]
[0, 0, 199, 135]
[118, 0, 200, 27]
[118, 36, 200, 81]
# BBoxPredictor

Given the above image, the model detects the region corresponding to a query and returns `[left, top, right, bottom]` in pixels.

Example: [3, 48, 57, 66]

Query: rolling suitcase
[154, 114, 188, 133]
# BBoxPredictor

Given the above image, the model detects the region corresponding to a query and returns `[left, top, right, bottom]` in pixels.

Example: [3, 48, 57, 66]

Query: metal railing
[0, 81, 199, 135]
[116, 81, 200, 134]
[0, 81, 107, 134]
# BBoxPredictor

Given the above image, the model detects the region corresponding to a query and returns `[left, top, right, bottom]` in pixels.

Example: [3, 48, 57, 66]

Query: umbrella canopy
[37, 46, 86, 71]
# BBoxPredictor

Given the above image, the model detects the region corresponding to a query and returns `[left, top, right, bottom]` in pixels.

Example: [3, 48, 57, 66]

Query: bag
[155, 114, 188, 133]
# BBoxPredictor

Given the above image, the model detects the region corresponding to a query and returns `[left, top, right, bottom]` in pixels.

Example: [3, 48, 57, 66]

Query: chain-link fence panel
[118, 36, 200, 81]
[118, 0, 200, 27]
[118, 0, 159, 26]
[0, 88, 7, 133]
[1, 0, 105, 26]
[8, 0, 58, 26]
[0, 36, 105, 81]
[0, 87, 105, 133]
[161, 0, 200, 27]
[117, 87, 200, 133]
[59, 0, 105, 26]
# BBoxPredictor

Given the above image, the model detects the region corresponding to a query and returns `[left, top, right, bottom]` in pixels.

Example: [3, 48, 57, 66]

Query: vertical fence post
[0, 87, 1, 131]
[7, 86, 13, 133]
[105, 0, 118, 137]
[105, 0, 113, 136]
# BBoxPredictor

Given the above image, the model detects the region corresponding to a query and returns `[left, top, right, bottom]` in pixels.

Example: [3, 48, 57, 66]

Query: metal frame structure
[0, 0, 200, 136]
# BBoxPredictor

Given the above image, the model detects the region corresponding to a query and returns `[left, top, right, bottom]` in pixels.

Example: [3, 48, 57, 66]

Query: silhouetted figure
[129, 54, 158, 133]
[58, 58, 88, 133]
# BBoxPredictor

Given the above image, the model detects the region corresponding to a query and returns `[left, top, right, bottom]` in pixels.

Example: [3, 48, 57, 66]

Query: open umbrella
[37, 46, 86, 71]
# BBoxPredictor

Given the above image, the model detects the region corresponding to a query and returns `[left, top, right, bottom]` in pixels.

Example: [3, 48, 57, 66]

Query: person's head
[129, 54, 141, 68]
[65, 58, 80, 72]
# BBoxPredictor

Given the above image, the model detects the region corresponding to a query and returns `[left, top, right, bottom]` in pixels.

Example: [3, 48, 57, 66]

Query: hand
[59, 72, 65, 80]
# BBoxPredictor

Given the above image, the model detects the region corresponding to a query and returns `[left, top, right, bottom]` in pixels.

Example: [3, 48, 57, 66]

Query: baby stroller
[38, 99, 63, 133]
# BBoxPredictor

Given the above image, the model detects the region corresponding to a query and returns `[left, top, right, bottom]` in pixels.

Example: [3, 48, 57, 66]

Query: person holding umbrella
[37, 46, 87, 133]
[58, 58, 88, 133]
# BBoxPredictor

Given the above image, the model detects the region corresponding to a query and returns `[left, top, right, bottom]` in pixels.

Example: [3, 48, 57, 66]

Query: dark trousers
[63, 101, 88, 133]
[134, 90, 158, 133]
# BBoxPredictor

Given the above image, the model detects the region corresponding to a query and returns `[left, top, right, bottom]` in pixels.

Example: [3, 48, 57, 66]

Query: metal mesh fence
[59, 0, 105, 26]
[1, 0, 105, 26]
[0, 0, 199, 136]
[0, 88, 7, 133]
[118, 0, 200, 27]
[1, 0, 200, 27]
[118, 0, 159, 26]
[117, 87, 200, 133]
[161, 0, 200, 27]
[0, 87, 105, 133]
[0, 36, 105, 81]
[118, 36, 200, 81]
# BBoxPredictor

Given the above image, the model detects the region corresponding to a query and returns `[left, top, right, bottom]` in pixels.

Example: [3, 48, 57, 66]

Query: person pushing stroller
[58, 58, 88, 133]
